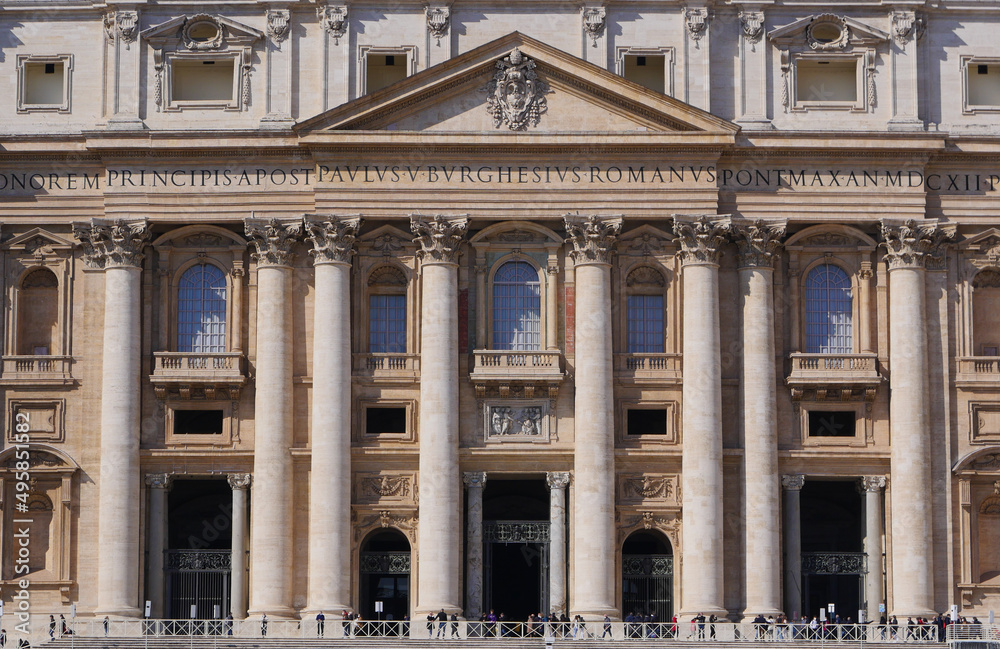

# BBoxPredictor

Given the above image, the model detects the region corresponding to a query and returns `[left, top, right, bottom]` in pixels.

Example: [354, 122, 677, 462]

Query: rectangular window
[623, 55, 666, 94]
[366, 407, 407, 435]
[967, 62, 1000, 108]
[17, 55, 72, 113]
[172, 59, 236, 102]
[795, 59, 858, 104]
[173, 409, 224, 435]
[369, 294, 406, 353]
[366, 52, 408, 93]
[626, 409, 668, 436]
[626, 295, 665, 353]
[807, 410, 856, 438]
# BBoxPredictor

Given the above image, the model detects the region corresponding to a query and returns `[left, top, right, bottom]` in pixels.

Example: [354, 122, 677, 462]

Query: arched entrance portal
[359, 529, 410, 621]
[621, 530, 673, 620]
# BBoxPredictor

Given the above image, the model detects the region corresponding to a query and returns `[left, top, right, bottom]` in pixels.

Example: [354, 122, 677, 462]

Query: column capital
[546, 471, 571, 490]
[879, 219, 954, 271]
[73, 218, 150, 269]
[304, 215, 362, 265]
[245, 218, 302, 267]
[410, 214, 468, 264]
[228, 473, 253, 490]
[463, 471, 487, 489]
[732, 219, 785, 268]
[781, 474, 805, 490]
[145, 473, 173, 489]
[859, 475, 887, 493]
[673, 215, 730, 266]
[563, 214, 621, 266]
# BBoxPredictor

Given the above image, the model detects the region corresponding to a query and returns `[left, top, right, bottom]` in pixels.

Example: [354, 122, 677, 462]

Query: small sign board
[144, 601, 152, 618]
[190, 605, 198, 620]
[879, 603, 885, 613]
[375, 601, 384, 613]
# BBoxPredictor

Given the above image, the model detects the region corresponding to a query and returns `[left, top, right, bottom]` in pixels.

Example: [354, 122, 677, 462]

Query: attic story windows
[17, 55, 72, 113]
[142, 14, 262, 112]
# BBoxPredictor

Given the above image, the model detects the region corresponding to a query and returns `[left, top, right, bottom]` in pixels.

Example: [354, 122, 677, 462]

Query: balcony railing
[0, 355, 74, 385]
[956, 356, 1000, 385]
[470, 349, 564, 383]
[786, 353, 881, 387]
[614, 353, 682, 384]
[353, 353, 420, 383]
[151, 352, 245, 383]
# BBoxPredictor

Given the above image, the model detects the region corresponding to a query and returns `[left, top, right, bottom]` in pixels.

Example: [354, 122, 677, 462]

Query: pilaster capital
[891, 10, 925, 48]
[228, 473, 253, 490]
[546, 471, 571, 490]
[245, 218, 302, 267]
[463, 471, 487, 489]
[73, 218, 150, 269]
[304, 215, 362, 265]
[145, 473, 173, 489]
[563, 214, 621, 266]
[859, 475, 887, 493]
[879, 219, 954, 271]
[781, 474, 805, 491]
[673, 215, 730, 266]
[732, 219, 785, 268]
[104, 10, 139, 47]
[739, 9, 764, 50]
[410, 214, 468, 264]
[266, 9, 291, 42]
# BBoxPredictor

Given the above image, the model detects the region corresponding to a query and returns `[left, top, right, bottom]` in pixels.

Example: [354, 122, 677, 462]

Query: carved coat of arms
[484, 48, 550, 131]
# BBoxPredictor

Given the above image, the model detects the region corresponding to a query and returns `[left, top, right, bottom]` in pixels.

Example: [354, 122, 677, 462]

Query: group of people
[46, 614, 73, 640]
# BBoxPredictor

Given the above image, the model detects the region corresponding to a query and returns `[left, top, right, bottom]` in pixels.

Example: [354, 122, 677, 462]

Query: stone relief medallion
[483, 48, 550, 131]
[483, 401, 550, 443]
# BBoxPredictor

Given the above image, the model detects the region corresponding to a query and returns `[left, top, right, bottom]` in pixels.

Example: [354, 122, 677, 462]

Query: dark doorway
[165, 479, 233, 619]
[360, 529, 410, 621]
[622, 530, 673, 620]
[800, 480, 865, 621]
[482, 479, 550, 621]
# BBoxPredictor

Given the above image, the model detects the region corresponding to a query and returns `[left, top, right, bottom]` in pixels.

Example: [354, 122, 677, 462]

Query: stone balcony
[353, 353, 420, 384]
[150, 352, 246, 399]
[956, 356, 1000, 387]
[614, 353, 682, 385]
[786, 352, 882, 401]
[470, 349, 565, 399]
[0, 355, 74, 386]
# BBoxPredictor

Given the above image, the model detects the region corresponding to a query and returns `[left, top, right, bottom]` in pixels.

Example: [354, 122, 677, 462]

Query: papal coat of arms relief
[483, 47, 550, 131]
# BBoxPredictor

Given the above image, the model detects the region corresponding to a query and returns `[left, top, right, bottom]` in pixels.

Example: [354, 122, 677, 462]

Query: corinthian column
[145, 473, 172, 620]
[880, 220, 951, 619]
[547, 471, 571, 616]
[74, 218, 150, 617]
[305, 216, 361, 615]
[673, 215, 730, 617]
[733, 220, 785, 618]
[565, 214, 620, 618]
[229, 473, 252, 619]
[860, 475, 886, 622]
[412, 214, 467, 615]
[245, 218, 302, 618]
[464, 471, 487, 619]
[781, 474, 805, 619]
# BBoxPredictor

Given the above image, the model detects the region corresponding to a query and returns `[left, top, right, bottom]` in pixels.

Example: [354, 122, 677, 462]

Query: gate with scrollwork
[622, 554, 673, 619]
[801, 552, 867, 619]
[360, 551, 410, 621]
[483, 521, 550, 619]
[165, 550, 231, 619]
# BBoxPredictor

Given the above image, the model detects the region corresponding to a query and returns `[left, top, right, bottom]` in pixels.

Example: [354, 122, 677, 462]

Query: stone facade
[0, 0, 999, 624]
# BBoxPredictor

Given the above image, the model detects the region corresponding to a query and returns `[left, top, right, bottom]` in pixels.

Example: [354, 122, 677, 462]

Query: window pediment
[768, 14, 889, 51]
[141, 14, 263, 50]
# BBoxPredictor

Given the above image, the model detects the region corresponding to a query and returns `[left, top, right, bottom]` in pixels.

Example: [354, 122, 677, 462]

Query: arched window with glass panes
[492, 260, 541, 350]
[177, 264, 227, 353]
[625, 266, 666, 354]
[804, 263, 853, 354]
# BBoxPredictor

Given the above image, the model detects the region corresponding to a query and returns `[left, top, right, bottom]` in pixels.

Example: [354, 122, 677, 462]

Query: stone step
[40, 640, 947, 649]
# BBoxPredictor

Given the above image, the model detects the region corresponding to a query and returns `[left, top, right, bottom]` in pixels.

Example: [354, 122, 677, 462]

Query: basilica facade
[1, 0, 999, 627]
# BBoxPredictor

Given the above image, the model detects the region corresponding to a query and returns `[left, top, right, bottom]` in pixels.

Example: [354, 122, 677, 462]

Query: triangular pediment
[4, 228, 75, 251]
[960, 228, 1000, 250]
[141, 14, 263, 46]
[768, 14, 889, 49]
[297, 32, 738, 135]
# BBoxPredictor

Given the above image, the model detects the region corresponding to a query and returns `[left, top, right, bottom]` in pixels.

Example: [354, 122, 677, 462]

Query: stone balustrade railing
[613, 353, 683, 384]
[0, 355, 74, 385]
[151, 352, 244, 381]
[956, 356, 1000, 386]
[470, 349, 564, 382]
[353, 353, 420, 382]
[786, 353, 881, 387]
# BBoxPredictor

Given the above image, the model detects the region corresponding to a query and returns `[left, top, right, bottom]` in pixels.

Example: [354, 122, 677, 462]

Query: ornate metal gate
[165, 550, 231, 619]
[360, 551, 410, 620]
[622, 554, 673, 619]
[483, 521, 550, 618]
[801, 552, 867, 618]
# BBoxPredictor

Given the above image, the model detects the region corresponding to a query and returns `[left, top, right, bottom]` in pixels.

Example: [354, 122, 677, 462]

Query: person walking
[317, 611, 326, 637]
[103, 616, 109, 637]
[451, 613, 459, 638]
[602, 614, 613, 639]
[225, 613, 233, 636]
[436, 609, 447, 638]
[48, 616, 55, 640]
[261, 613, 268, 637]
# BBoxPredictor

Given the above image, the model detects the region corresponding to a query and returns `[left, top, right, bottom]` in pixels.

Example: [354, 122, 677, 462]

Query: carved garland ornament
[360, 475, 411, 498]
[318, 5, 348, 45]
[732, 220, 786, 268]
[73, 219, 150, 269]
[740, 11, 764, 51]
[685, 8, 709, 47]
[426, 7, 450, 46]
[880, 219, 954, 270]
[267, 10, 290, 43]
[622, 475, 676, 500]
[564, 214, 621, 265]
[583, 8, 606, 48]
[410, 214, 467, 263]
[105, 11, 139, 48]
[484, 48, 550, 131]
[245, 218, 302, 266]
[673, 215, 730, 266]
[305, 216, 361, 264]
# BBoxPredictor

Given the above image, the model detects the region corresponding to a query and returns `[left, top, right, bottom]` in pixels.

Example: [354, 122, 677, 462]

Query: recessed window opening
[626, 295, 664, 353]
[366, 52, 408, 93]
[969, 63, 1000, 106]
[627, 409, 668, 436]
[366, 407, 406, 435]
[492, 261, 541, 351]
[623, 55, 665, 94]
[796, 60, 857, 103]
[172, 59, 235, 102]
[804, 264, 852, 353]
[174, 410, 224, 435]
[807, 411, 856, 438]
[24, 61, 65, 105]
[177, 264, 227, 353]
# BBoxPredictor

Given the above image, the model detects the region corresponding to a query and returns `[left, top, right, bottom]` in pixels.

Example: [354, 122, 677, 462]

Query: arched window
[972, 269, 1000, 356]
[368, 265, 407, 354]
[492, 261, 541, 350]
[18, 268, 59, 354]
[626, 267, 666, 354]
[804, 264, 852, 354]
[177, 264, 227, 353]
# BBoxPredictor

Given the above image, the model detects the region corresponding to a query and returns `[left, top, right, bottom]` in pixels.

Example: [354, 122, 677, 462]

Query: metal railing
[21, 618, 954, 645]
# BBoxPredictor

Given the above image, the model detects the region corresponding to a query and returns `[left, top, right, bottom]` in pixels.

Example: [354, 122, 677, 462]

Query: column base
[679, 607, 730, 620]
[572, 608, 620, 622]
[740, 608, 784, 621]
[247, 606, 298, 620]
[414, 607, 464, 618]
[304, 606, 353, 618]
[93, 607, 143, 619]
